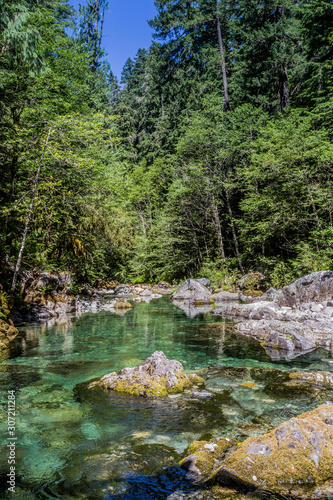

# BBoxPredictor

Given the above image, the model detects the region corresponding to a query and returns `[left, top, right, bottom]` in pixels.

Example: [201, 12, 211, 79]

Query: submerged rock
[88, 351, 204, 397]
[210, 403, 333, 498]
[172, 279, 212, 305]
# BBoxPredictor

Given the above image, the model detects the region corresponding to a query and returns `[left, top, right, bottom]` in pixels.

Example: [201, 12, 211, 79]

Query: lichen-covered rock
[234, 318, 333, 360]
[21, 270, 74, 320]
[259, 271, 333, 307]
[172, 279, 211, 305]
[114, 284, 133, 295]
[287, 371, 333, 388]
[25, 270, 73, 298]
[180, 438, 237, 481]
[0, 319, 21, 359]
[211, 291, 239, 303]
[92, 278, 119, 290]
[211, 403, 333, 498]
[194, 278, 211, 287]
[88, 351, 204, 397]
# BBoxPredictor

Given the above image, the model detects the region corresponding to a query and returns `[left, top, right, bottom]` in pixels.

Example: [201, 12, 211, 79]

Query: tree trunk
[212, 196, 226, 259]
[92, 0, 100, 72]
[225, 189, 244, 273]
[10, 126, 52, 298]
[279, 64, 290, 111]
[215, 0, 230, 110]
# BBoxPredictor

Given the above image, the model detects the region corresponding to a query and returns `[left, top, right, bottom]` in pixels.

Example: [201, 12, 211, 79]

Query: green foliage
[1, 0, 333, 288]
[197, 259, 239, 290]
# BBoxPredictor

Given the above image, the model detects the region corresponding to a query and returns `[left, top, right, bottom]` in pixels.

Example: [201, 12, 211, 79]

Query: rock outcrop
[260, 271, 333, 307]
[210, 403, 333, 498]
[0, 287, 21, 358]
[172, 279, 212, 305]
[0, 319, 21, 359]
[18, 270, 75, 320]
[87, 351, 204, 397]
[213, 271, 333, 360]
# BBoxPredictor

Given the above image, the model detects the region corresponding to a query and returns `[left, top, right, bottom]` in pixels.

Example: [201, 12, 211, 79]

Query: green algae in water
[0, 296, 332, 499]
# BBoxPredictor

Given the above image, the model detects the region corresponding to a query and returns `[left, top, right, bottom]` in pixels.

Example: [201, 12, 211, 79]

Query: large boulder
[234, 318, 333, 360]
[25, 270, 73, 298]
[259, 271, 333, 307]
[194, 278, 211, 287]
[87, 351, 204, 397]
[22, 270, 74, 319]
[211, 403, 333, 498]
[172, 279, 212, 305]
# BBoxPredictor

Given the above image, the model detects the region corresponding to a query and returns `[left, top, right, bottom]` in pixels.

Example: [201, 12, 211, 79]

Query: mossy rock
[87, 351, 204, 398]
[0, 319, 20, 352]
[210, 403, 333, 497]
[180, 437, 237, 481]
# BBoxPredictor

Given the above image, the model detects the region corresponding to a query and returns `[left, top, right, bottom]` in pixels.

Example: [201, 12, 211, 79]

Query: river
[0, 296, 332, 499]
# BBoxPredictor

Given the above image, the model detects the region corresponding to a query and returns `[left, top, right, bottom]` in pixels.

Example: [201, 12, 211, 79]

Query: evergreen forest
[2, 0, 333, 288]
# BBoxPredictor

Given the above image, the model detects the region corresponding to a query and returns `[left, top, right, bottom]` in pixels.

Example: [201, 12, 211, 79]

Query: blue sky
[70, 0, 157, 79]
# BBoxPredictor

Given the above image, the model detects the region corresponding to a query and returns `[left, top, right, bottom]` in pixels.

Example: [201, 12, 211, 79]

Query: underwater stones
[172, 279, 211, 305]
[211, 403, 333, 498]
[180, 438, 237, 481]
[0, 365, 40, 390]
[88, 351, 204, 397]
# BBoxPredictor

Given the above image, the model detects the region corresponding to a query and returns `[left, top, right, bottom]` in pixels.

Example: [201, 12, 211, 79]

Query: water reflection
[171, 300, 212, 318]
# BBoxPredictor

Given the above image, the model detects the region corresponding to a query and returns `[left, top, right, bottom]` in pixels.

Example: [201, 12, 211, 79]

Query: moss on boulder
[88, 351, 204, 397]
[210, 403, 333, 497]
[180, 437, 237, 481]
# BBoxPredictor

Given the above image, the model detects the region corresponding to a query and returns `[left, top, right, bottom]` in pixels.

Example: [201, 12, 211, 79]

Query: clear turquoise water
[0, 297, 332, 499]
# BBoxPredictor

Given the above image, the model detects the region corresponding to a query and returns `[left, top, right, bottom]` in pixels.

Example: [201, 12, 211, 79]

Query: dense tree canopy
[1, 0, 333, 288]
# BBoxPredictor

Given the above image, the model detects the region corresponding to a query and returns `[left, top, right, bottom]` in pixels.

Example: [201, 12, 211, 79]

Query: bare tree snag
[10, 126, 53, 299]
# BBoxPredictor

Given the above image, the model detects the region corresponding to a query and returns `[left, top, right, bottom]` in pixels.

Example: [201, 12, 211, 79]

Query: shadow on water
[103, 467, 204, 500]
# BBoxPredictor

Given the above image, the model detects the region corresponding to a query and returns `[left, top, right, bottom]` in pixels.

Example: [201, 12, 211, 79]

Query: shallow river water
[1, 296, 332, 499]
